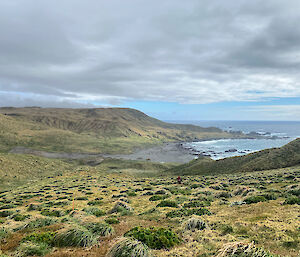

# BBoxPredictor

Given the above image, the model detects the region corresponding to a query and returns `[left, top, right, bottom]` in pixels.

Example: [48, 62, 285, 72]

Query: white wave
[193, 139, 232, 145]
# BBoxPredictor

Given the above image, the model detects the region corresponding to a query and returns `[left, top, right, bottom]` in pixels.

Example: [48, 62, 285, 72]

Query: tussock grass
[84, 222, 115, 237]
[183, 217, 206, 231]
[83, 207, 105, 217]
[107, 237, 152, 257]
[0, 228, 10, 241]
[53, 226, 99, 247]
[15, 242, 51, 257]
[216, 242, 278, 257]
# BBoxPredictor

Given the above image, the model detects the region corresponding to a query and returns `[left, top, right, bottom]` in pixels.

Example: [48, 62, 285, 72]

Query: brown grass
[1, 232, 24, 251]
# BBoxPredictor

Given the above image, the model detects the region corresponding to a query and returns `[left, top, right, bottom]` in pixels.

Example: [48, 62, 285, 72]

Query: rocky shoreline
[180, 133, 292, 160]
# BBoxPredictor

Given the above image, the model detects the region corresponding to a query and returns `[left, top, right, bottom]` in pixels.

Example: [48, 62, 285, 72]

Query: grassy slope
[169, 138, 300, 175]
[0, 153, 175, 190]
[0, 153, 75, 190]
[0, 163, 299, 256]
[0, 107, 239, 154]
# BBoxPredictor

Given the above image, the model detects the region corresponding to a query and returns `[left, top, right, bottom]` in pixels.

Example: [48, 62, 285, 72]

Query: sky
[0, 0, 300, 121]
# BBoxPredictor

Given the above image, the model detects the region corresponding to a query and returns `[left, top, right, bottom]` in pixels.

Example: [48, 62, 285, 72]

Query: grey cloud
[0, 0, 300, 106]
[230, 16, 300, 70]
[0, 4, 81, 65]
[0, 91, 98, 108]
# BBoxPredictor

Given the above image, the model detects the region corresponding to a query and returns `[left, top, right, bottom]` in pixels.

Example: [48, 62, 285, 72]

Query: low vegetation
[125, 226, 181, 249]
[0, 155, 299, 256]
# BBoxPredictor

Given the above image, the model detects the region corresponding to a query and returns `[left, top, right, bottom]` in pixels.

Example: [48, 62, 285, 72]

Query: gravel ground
[10, 143, 197, 163]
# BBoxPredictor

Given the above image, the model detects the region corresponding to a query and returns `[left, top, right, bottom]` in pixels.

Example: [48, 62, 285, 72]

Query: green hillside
[0, 107, 238, 154]
[0, 153, 75, 189]
[169, 138, 300, 175]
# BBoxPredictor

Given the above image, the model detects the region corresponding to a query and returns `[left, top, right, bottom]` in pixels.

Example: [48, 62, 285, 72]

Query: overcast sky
[1, 0, 300, 120]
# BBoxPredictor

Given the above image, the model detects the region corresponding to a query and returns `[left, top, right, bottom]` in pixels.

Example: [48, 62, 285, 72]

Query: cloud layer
[1, 0, 300, 106]
[245, 105, 300, 120]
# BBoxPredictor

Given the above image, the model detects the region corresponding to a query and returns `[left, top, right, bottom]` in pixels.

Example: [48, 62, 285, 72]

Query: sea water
[168, 121, 300, 160]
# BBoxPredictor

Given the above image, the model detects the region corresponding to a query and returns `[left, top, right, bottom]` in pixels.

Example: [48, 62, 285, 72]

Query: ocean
[168, 121, 300, 160]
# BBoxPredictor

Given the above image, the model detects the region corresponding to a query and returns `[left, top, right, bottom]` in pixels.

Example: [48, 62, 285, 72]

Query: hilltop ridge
[0, 107, 237, 154]
[0, 107, 222, 136]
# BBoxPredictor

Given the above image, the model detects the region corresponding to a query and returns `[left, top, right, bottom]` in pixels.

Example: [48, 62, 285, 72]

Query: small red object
[177, 176, 182, 184]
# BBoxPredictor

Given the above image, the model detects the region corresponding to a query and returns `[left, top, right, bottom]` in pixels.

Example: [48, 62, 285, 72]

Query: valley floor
[103, 142, 196, 163]
[10, 142, 196, 164]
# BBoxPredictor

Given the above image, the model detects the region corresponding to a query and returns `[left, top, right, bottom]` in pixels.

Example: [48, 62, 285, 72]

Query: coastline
[9, 134, 293, 164]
